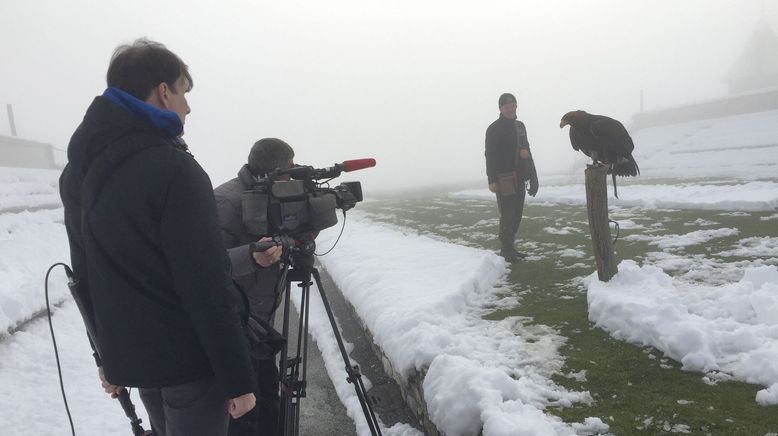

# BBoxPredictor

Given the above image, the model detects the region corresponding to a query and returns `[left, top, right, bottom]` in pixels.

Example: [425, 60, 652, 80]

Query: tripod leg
[311, 268, 383, 436]
[289, 281, 309, 436]
[278, 271, 300, 436]
[297, 280, 311, 434]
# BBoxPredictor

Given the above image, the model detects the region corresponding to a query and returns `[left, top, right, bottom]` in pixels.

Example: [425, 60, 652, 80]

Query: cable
[609, 219, 621, 245]
[45, 262, 77, 436]
[314, 211, 347, 256]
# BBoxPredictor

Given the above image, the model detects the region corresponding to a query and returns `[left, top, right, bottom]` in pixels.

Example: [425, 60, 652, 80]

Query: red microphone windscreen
[341, 158, 376, 172]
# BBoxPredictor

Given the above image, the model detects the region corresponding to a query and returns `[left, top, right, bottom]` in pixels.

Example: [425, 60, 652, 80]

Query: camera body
[240, 164, 363, 238]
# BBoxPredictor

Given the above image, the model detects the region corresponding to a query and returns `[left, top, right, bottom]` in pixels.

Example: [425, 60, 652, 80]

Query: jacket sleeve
[527, 156, 539, 195]
[522, 123, 539, 193]
[214, 192, 260, 278]
[517, 121, 530, 149]
[485, 125, 498, 184]
[160, 158, 257, 398]
[516, 123, 539, 188]
[59, 165, 102, 367]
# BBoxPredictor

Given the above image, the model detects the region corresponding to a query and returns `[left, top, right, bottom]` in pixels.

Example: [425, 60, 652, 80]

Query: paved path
[277, 266, 421, 435]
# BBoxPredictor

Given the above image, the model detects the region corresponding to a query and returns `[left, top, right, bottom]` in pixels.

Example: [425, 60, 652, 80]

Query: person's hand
[488, 183, 498, 193]
[251, 237, 282, 267]
[519, 148, 530, 160]
[528, 180, 539, 197]
[98, 366, 123, 399]
[228, 393, 256, 419]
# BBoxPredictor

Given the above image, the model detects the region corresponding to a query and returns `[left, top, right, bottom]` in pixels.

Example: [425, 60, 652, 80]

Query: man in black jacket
[485, 93, 539, 262]
[59, 39, 256, 436]
[214, 138, 291, 435]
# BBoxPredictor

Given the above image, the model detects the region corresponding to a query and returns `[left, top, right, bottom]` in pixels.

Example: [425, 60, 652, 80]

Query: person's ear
[145, 83, 164, 108]
[155, 82, 172, 108]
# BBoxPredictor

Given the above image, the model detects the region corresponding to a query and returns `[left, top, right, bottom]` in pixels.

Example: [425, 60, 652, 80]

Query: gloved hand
[528, 180, 538, 197]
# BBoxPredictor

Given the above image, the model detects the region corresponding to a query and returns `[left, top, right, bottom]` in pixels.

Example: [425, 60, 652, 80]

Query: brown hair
[106, 38, 193, 100]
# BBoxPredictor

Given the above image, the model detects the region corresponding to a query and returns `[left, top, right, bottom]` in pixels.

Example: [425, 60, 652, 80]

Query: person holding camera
[485, 92, 539, 263]
[59, 39, 257, 436]
[214, 138, 297, 436]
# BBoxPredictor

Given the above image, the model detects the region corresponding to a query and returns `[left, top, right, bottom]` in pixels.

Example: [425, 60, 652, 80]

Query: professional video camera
[240, 158, 383, 436]
[240, 158, 375, 240]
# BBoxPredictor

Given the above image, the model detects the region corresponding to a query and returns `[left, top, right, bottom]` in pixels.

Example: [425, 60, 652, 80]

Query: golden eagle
[560, 110, 639, 198]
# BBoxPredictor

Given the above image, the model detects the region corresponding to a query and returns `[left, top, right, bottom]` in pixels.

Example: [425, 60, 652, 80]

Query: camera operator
[59, 39, 257, 436]
[214, 138, 300, 436]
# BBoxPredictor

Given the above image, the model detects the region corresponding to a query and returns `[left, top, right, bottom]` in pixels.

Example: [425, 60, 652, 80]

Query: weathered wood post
[585, 164, 618, 281]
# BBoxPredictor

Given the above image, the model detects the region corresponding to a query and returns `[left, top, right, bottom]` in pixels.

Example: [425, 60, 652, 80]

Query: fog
[1, 0, 774, 193]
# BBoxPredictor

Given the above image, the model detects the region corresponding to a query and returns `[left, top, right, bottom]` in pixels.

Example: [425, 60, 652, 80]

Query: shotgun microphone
[341, 158, 376, 172]
[293, 158, 376, 180]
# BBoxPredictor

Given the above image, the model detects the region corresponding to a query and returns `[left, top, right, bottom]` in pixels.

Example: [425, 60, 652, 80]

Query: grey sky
[1, 0, 774, 192]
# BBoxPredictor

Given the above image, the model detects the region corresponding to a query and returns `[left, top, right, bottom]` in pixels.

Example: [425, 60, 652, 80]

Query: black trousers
[139, 377, 229, 436]
[496, 187, 526, 252]
[228, 358, 280, 436]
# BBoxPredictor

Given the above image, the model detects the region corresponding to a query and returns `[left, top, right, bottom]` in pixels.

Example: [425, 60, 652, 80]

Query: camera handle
[258, 249, 382, 436]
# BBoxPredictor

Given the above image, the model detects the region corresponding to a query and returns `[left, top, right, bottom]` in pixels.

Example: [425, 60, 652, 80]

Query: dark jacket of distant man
[485, 94, 539, 260]
[59, 92, 257, 399]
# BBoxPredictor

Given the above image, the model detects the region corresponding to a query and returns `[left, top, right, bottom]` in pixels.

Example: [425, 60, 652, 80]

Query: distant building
[629, 22, 778, 180]
[0, 135, 60, 170]
[632, 22, 778, 130]
[725, 23, 778, 95]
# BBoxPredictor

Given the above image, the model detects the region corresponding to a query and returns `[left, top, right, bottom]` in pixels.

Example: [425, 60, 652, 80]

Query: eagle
[559, 110, 640, 198]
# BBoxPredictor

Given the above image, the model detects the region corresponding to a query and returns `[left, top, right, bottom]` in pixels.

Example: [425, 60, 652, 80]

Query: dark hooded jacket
[59, 91, 256, 397]
[485, 115, 538, 188]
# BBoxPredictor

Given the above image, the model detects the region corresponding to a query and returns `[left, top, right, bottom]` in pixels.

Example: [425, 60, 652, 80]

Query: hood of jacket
[67, 88, 183, 172]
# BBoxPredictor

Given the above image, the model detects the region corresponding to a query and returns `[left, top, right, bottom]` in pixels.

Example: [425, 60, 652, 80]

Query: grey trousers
[496, 187, 526, 252]
[139, 377, 229, 436]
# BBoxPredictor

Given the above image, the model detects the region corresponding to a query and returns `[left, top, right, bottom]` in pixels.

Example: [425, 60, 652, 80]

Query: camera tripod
[256, 237, 382, 436]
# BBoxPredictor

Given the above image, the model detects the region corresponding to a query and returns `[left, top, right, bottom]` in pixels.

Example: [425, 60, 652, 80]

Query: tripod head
[250, 235, 316, 273]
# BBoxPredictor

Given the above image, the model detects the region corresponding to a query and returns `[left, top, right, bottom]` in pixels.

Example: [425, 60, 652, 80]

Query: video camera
[240, 158, 375, 240]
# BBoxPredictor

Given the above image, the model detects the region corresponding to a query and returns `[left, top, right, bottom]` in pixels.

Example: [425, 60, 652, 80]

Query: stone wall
[630, 88, 778, 131]
[0, 135, 58, 169]
[339, 294, 443, 436]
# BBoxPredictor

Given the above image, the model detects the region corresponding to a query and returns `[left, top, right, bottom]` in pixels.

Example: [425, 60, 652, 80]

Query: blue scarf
[102, 87, 183, 137]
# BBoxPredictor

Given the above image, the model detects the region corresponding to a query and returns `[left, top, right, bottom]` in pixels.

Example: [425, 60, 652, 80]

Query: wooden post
[585, 164, 618, 281]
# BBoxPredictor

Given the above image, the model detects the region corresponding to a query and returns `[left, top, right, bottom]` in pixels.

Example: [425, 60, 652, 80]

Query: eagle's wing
[569, 126, 582, 151]
[590, 116, 634, 156]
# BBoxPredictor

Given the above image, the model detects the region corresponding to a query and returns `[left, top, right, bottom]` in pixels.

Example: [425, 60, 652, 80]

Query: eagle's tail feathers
[612, 155, 639, 177]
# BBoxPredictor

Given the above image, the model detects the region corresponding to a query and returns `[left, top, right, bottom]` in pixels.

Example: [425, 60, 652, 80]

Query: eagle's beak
[559, 120, 568, 129]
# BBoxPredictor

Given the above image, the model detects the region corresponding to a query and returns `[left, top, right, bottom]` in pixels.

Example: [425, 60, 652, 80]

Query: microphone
[308, 158, 376, 179]
[341, 158, 376, 172]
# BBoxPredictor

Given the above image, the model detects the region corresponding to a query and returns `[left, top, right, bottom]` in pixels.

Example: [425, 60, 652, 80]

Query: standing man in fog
[485, 92, 539, 262]
[214, 138, 294, 436]
[60, 39, 256, 436]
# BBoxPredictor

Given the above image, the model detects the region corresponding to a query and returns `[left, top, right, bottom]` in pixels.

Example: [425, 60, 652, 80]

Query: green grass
[358, 193, 778, 436]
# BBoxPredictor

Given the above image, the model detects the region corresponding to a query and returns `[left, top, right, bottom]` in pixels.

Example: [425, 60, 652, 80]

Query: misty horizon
[1, 0, 776, 192]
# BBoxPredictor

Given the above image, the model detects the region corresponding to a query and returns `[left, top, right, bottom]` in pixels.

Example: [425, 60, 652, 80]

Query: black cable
[45, 262, 77, 436]
[609, 219, 621, 245]
[314, 211, 347, 256]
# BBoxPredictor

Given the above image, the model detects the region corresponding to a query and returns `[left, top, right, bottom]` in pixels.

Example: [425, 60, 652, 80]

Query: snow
[0, 208, 71, 332]
[453, 181, 778, 212]
[2, 106, 778, 436]
[313, 216, 601, 435]
[630, 110, 778, 181]
[586, 261, 778, 405]
[719, 236, 778, 257]
[622, 227, 739, 250]
[0, 166, 62, 212]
